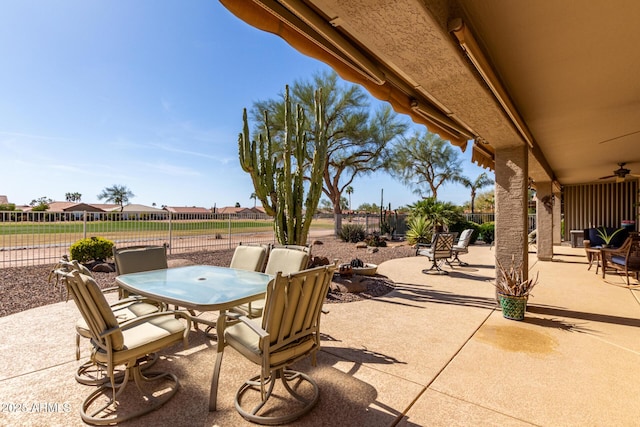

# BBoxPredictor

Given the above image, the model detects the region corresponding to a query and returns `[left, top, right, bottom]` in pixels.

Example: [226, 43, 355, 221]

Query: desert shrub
[70, 236, 114, 263]
[339, 223, 365, 243]
[405, 215, 432, 245]
[365, 232, 387, 247]
[478, 222, 495, 244]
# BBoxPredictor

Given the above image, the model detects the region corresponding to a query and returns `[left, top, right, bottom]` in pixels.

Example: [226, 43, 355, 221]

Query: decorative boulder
[355, 241, 367, 249]
[330, 276, 368, 293]
[92, 263, 114, 273]
[309, 256, 330, 268]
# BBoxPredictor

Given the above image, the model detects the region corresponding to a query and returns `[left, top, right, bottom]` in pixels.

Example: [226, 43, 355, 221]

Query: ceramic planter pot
[498, 293, 528, 320]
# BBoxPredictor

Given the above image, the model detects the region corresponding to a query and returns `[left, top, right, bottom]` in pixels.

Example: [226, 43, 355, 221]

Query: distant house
[164, 206, 211, 214]
[216, 206, 255, 215]
[46, 202, 105, 213]
[0, 195, 9, 205]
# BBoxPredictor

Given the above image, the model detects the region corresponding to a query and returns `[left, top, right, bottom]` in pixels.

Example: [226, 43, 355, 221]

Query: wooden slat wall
[564, 180, 638, 239]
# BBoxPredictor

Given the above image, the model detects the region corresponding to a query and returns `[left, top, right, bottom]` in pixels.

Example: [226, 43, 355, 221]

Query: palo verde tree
[387, 131, 464, 200]
[250, 70, 408, 233]
[97, 185, 134, 212]
[30, 196, 52, 211]
[239, 85, 328, 245]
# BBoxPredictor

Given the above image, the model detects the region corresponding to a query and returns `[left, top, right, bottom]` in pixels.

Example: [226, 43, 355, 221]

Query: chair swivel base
[75, 352, 159, 386]
[448, 253, 468, 267]
[81, 365, 179, 426]
[422, 260, 450, 275]
[235, 369, 319, 425]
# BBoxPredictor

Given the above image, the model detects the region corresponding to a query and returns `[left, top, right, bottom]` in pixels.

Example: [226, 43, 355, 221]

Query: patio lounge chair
[450, 229, 474, 266]
[417, 232, 456, 275]
[601, 236, 640, 285]
[233, 245, 311, 318]
[211, 264, 335, 424]
[59, 269, 190, 425]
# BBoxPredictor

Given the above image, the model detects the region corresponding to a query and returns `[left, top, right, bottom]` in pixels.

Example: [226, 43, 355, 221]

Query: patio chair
[211, 264, 335, 424]
[601, 235, 640, 285]
[229, 243, 270, 272]
[233, 246, 311, 318]
[417, 232, 456, 274]
[113, 245, 168, 298]
[59, 269, 190, 425]
[51, 258, 161, 386]
[450, 229, 474, 266]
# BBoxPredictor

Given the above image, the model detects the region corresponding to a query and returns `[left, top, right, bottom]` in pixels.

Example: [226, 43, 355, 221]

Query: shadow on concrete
[527, 304, 640, 328]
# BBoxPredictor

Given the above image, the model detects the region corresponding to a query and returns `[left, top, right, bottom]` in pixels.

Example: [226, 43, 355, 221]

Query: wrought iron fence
[0, 210, 536, 268]
[0, 211, 334, 268]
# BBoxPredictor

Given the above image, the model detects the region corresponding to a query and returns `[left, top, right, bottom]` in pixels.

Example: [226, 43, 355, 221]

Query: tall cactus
[239, 85, 328, 245]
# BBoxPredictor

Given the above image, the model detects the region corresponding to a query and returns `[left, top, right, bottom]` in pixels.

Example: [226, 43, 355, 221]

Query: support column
[495, 145, 528, 277]
[535, 181, 553, 261]
[553, 189, 562, 245]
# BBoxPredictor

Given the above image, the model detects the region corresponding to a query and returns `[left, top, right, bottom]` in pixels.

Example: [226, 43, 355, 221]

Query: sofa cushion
[587, 227, 628, 248]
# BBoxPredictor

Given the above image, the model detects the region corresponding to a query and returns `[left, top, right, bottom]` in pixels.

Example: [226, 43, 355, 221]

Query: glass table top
[115, 265, 272, 311]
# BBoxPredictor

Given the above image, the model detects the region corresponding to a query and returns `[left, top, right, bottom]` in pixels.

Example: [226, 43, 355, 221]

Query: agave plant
[494, 256, 539, 297]
[595, 227, 624, 247]
[405, 215, 433, 245]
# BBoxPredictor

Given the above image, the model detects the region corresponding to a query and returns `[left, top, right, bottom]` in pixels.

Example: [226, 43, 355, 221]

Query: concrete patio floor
[1, 244, 639, 426]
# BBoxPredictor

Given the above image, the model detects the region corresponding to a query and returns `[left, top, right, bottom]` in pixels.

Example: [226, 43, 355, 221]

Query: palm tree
[459, 172, 494, 214]
[250, 192, 257, 208]
[97, 185, 134, 212]
[345, 186, 354, 210]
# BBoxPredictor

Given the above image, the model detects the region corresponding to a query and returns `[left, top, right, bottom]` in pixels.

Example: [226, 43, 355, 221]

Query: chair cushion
[233, 298, 265, 318]
[93, 314, 186, 365]
[76, 301, 159, 337]
[78, 273, 125, 351]
[230, 245, 267, 272]
[264, 248, 309, 275]
[225, 319, 315, 367]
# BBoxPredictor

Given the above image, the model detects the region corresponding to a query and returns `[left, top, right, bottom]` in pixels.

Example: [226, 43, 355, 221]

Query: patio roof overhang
[220, 0, 640, 190]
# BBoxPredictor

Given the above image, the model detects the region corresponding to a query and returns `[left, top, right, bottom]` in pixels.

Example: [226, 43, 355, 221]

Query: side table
[585, 247, 602, 274]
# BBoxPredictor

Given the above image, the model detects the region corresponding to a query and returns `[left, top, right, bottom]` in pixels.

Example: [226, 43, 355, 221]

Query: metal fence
[0, 211, 369, 268]
[0, 211, 336, 268]
[0, 210, 536, 268]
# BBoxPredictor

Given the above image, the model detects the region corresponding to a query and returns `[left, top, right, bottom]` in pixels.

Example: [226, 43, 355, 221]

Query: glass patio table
[115, 265, 272, 312]
[115, 265, 273, 411]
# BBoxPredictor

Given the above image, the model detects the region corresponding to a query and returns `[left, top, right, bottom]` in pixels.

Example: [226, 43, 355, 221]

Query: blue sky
[0, 1, 489, 210]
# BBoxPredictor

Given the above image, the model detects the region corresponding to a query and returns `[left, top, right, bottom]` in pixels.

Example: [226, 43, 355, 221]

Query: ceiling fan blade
[599, 175, 616, 180]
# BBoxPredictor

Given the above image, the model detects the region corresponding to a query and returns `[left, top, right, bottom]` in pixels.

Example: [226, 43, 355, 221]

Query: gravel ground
[0, 238, 415, 318]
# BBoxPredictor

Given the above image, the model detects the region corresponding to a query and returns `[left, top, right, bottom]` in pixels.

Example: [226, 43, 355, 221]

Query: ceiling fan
[599, 163, 640, 183]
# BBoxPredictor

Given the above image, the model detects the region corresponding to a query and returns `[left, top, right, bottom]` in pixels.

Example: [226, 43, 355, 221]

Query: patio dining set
[52, 243, 335, 426]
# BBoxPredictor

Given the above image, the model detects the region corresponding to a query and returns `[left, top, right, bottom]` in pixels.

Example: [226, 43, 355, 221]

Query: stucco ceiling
[224, 0, 640, 186]
[456, 0, 640, 184]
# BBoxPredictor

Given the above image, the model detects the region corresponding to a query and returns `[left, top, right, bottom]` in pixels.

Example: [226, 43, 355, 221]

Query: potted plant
[494, 256, 539, 320]
[595, 227, 624, 248]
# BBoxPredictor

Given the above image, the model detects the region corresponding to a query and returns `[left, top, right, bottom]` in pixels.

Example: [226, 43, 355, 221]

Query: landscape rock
[355, 241, 367, 249]
[330, 276, 368, 293]
[92, 263, 114, 273]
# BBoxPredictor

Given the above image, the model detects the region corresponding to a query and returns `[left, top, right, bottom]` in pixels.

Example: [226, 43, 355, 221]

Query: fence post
[83, 211, 87, 239]
[365, 213, 369, 234]
[168, 212, 173, 255]
[228, 215, 232, 249]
